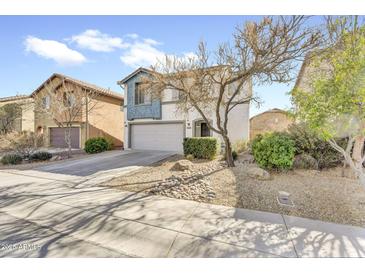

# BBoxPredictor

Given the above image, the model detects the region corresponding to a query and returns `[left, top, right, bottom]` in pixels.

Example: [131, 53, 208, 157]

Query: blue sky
[0, 16, 322, 116]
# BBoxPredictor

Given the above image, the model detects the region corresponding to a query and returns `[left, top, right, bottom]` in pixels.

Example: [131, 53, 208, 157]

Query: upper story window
[42, 96, 50, 109]
[171, 89, 181, 101]
[63, 92, 76, 107]
[134, 83, 151, 105]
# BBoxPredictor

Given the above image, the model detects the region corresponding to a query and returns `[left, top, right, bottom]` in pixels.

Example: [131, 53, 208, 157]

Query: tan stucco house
[0, 95, 35, 132]
[31, 73, 124, 149]
[249, 108, 293, 140]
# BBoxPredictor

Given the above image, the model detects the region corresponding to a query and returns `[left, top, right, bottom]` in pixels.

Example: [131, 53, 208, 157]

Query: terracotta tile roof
[0, 95, 31, 103]
[31, 73, 124, 101]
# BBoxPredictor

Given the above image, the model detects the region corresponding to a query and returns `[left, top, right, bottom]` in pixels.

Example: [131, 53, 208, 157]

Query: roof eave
[117, 67, 152, 85]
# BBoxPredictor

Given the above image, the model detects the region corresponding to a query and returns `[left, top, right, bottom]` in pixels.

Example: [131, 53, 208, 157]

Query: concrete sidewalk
[0, 170, 364, 258]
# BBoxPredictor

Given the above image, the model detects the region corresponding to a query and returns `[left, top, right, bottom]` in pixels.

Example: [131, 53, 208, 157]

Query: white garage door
[131, 123, 184, 152]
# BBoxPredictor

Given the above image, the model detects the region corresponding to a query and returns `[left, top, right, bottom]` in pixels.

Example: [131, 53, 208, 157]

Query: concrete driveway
[35, 150, 175, 176]
[0, 166, 364, 257]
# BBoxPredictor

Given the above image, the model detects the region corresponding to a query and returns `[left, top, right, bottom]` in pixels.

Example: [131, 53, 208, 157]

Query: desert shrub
[293, 153, 319, 170]
[106, 138, 114, 150]
[84, 137, 109, 154]
[0, 132, 17, 152]
[232, 151, 238, 161]
[1, 153, 22, 165]
[10, 131, 44, 159]
[252, 132, 295, 170]
[232, 139, 247, 154]
[287, 123, 345, 169]
[183, 137, 218, 160]
[185, 154, 194, 161]
[29, 151, 52, 161]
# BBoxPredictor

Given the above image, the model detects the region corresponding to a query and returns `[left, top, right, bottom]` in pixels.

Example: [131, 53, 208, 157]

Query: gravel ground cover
[104, 155, 365, 227]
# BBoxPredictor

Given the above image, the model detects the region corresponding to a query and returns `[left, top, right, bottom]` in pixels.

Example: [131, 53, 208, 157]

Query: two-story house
[118, 67, 251, 153]
[32, 73, 124, 149]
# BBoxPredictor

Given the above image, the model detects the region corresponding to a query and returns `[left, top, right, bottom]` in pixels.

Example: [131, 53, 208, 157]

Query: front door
[201, 122, 210, 137]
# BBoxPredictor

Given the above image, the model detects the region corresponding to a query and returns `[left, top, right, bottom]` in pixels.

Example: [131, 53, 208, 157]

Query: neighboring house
[0, 95, 34, 132]
[31, 73, 124, 149]
[293, 51, 333, 93]
[117, 67, 251, 153]
[249, 108, 293, 140]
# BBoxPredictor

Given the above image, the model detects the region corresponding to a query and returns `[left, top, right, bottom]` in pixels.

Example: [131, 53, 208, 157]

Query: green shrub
[183, 137, 218, 160]
[105, 138, 114, 150]
[1, 153, 22, 165]
[232, 151, 238, 161]
[252, 132, 295, 170]
[29, 151, 52, 161]
[287, 123, 345, 169]
[84, 137, 109, 154]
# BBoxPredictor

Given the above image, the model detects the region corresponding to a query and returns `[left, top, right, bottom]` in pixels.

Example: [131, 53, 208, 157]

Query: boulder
[244, 166, 271, 180]
[237, 152, 255, 164]
[50, 155, 62, 162]
[171, 159, 194, 171]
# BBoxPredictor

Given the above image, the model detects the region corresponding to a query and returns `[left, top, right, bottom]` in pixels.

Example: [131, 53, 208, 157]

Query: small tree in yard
[35, 77, 99, 158]
[10, 131, 44, 159]
[293, 16, 365, 186]
[142, 16, 321, 167]
[0, 103, 22, 134]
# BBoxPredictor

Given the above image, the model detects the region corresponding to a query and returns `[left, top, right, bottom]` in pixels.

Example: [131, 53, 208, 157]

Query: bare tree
[0, 103, 23, 134]
[34, 77, 99, 157]
[142, 16, 321, 166]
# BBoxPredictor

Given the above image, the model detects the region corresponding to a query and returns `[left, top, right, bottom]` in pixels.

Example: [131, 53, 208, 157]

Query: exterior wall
[122, 70, 251, 152]
[0, 97, 35, 132]
[34, 77, 82, 147]
[88, 95, 124, 148]
[33, 76, 124, 149]
[21, 100, 35, 132]
[224, 103, 250, 143]
[295, 58, 332, 92]
[125, 72, 161, 120]
[249, 110, 293, 140]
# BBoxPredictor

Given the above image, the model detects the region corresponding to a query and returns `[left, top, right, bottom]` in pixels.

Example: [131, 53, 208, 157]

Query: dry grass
[105, 157, 365, 227]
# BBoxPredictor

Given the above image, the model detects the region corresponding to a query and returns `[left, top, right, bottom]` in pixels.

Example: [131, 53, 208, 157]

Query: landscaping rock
[50, 155, 62, 162]
[237, 152, 255, 164]
[147, 175, 216, 202]
[243, 166, 271, 180]
[170, 159, 194, 171]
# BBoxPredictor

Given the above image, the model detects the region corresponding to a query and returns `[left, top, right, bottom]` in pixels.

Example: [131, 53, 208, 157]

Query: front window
[63, 92, 76, 107]
[42, 96, 50, 109]
[134, 83, 151, 105]
[171, 89, 180, 101]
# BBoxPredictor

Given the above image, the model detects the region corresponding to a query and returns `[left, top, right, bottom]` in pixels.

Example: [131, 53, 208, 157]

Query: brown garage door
[49, 127, 80, 148]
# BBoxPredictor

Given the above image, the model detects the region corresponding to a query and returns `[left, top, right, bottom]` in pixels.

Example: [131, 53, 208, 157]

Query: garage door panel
[50, 127, 80, 148]
[131, 123, 183, 152]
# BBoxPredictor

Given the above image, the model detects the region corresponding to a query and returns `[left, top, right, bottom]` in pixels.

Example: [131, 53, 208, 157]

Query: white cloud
[70, 29, 128, 52]
[120, 36, 196, 68]
[125, 33, 139, 39]
[24, 36, 86, 66]
[120, 41, 165, 67]
[143, 38, 161, 46]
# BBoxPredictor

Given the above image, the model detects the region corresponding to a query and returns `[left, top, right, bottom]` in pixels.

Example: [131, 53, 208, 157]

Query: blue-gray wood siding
[125, 71, 161, 120]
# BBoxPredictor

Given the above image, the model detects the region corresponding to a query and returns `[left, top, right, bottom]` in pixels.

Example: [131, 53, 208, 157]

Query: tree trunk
[359, 172, 365, 187]
[223, 135, 235, 167]
[353, 136, 365, 169]
[65, 127, 72, 158]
